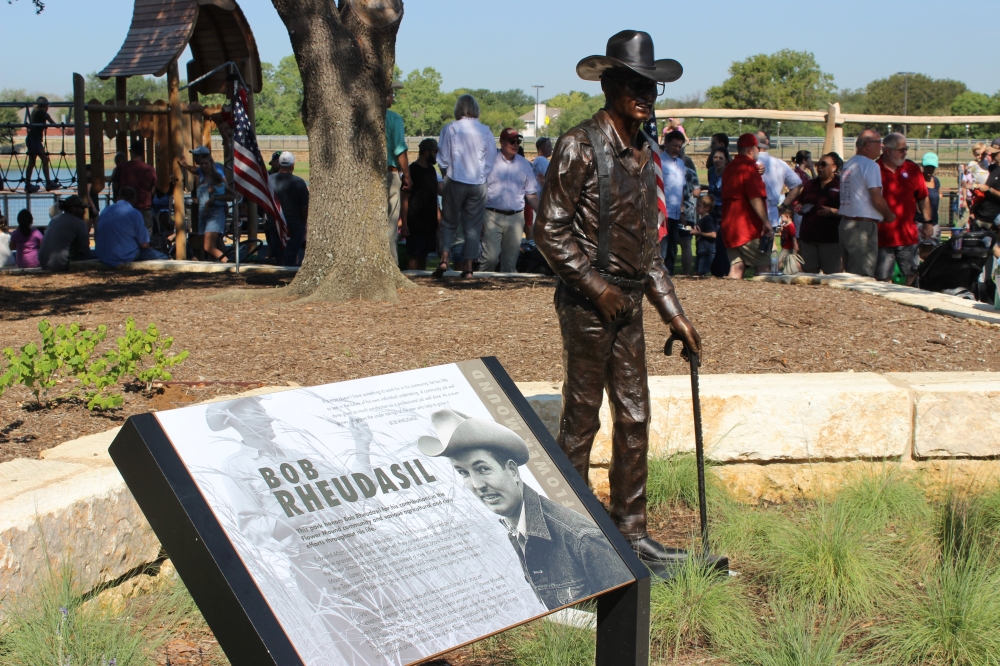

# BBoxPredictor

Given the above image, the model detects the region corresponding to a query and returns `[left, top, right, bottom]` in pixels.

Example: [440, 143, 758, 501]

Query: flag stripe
[231, 87, 289, 246]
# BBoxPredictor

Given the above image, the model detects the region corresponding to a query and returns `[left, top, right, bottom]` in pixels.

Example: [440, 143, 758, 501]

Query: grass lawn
[3, 458, 998, 665]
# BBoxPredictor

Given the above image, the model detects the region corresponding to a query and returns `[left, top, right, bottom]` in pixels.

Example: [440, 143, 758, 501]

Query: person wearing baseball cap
[479, 128, 539, 273]
[269, 151, 309, 266]
[533, 30, 701, 565]
[915, 152, 940, 239]
[718, 133, 772, 278]
[419, 409, 630, 609]
[269, 151, 282, 175]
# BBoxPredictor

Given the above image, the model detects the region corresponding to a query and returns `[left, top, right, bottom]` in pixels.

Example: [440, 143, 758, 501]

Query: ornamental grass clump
[870, 492, 1000, 666]
[646, 452, 729, 511]
[480, 615, 595, 666]
[649, 544, 756, 657]
[834, 463, 929, 533]
[0, 558, 190, 666]
[763, 501, 898, 615]
[735, 599, 858, 666]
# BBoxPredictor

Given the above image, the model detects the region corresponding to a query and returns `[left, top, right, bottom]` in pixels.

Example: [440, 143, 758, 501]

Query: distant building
[520, 104, 561, 138]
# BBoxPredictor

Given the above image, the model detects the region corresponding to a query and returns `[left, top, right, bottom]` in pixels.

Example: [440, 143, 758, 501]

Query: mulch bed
[3, 269, 1000, 462]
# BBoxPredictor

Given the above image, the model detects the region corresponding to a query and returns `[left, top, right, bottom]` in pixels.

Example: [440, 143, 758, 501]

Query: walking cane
[665, 334, 726, 570]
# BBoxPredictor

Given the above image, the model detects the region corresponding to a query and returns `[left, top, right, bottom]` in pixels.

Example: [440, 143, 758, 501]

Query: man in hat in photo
[419, 409, 630, 609]
[534, 30, 701, 564]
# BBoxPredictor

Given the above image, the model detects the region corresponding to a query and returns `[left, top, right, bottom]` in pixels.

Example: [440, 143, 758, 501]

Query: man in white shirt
[838, 130, 897, 276]
[532, 137, 553, 188]
[435, 94, 497, 277]
[480, 129, 540, 273]
[755, 131, 802, 230]
[660, 130, 687, 274]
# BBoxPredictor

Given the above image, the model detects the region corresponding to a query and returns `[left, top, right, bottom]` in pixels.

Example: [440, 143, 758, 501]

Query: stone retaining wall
[3, 372, 999, 618]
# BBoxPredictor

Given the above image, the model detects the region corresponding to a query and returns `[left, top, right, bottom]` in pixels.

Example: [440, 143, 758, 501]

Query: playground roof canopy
[97, 0, 262, 93]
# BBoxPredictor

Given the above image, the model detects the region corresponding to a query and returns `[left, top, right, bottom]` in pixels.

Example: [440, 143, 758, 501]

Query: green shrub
[712, 502, 788, 569]
[834, 464, 929, 532]
[764, 502, 898, 614]
[649, 546, 757, 657]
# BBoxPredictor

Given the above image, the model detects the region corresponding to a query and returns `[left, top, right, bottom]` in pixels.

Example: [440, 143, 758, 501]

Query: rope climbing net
[0, 101, 79, 194]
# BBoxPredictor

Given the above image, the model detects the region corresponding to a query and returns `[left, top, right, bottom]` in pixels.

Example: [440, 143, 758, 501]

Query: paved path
[754, 273, 1000, 327]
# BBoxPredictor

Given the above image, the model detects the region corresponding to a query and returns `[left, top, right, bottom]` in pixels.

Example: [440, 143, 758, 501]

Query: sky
[4, 0, 995, 102]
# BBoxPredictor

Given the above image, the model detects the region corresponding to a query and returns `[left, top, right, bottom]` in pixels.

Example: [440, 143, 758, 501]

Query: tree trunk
[270, 0, 407, 301]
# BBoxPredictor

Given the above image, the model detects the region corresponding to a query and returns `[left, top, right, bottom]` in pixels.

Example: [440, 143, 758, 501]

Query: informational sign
[112, 358, 638, 666]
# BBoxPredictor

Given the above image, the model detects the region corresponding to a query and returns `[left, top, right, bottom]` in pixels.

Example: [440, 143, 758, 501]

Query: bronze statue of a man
[534, 30, 701, 563]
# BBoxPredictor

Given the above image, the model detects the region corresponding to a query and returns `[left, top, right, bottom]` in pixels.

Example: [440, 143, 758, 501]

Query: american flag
[232, 87, 288, 245]
[643, 116, 668, 242]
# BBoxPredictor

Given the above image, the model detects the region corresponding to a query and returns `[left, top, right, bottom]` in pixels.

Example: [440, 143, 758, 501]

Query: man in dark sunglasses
[480, 128, 539, 272]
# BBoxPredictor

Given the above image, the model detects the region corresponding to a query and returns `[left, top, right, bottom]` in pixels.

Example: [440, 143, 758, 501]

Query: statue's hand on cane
[667, 314, 701, 358]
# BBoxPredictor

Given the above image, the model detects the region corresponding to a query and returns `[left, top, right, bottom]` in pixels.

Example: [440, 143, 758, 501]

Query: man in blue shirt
[95, 187, 169, 267]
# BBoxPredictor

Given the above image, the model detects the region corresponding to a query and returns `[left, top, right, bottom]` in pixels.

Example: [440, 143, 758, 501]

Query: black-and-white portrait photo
[418, 408, 631, 609]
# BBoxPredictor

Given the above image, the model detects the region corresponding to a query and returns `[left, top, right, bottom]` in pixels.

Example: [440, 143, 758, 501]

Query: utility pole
[532, 85, 544, 137]
[897, 72, 914, 135]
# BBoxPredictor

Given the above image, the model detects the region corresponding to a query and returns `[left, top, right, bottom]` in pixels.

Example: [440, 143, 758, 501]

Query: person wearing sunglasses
[480, 128, 539, 273]
[782, 153, 844, 274]
[874, 133, 931, 284]
[838, 130, 896, 277]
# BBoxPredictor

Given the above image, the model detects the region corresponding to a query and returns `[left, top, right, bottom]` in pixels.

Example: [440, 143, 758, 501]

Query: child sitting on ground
[690, 194, 718, 276]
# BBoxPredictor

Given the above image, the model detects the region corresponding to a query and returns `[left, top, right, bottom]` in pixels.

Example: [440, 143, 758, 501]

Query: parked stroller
[914, 230, 998, 304]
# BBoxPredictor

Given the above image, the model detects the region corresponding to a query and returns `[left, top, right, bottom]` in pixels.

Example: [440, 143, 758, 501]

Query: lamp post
[897, 71, 915, 135]
[532, 84, 544, 137]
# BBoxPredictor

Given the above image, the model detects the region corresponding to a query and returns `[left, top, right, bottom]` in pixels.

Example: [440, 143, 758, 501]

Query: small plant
[0, 557, 188, 665]
[79, 318, 188, 410]
[0, 320, 106, 405]
[0, 317, 188, 411]
[480, 616, 595, 666]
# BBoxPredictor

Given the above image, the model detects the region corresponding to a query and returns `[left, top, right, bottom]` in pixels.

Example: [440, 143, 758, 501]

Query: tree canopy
[705, 49, 834, 134]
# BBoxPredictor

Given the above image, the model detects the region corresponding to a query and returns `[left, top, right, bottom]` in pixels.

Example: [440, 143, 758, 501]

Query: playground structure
[0, 0, 262, 261]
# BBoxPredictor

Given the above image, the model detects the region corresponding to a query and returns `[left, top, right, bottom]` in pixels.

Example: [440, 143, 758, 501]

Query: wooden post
[822, 102, 844, 158]
[73, 73, 88, 222]
[168, 60, 186, 261]
[115, 77, 128, 155]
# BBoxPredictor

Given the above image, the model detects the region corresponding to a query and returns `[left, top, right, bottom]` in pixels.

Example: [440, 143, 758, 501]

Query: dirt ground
[3, 269, 1000, 461]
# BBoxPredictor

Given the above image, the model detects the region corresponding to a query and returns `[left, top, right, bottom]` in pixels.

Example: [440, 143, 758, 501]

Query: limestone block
[0, 459, 87, 503]
[40, 427, 121, 465]
[0, 466, 160, 621]
[890, 372, 1000, 458]
[593, 373, 910, 464]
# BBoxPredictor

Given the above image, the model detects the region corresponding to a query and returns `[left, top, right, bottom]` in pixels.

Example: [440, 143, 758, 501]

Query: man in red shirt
[117, 139, 158, 232]
[721, 133, 773, 279]
[876, 133, 931, 284]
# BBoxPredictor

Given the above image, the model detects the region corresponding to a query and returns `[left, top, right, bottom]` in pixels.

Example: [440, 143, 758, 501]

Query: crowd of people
[384, 87, 1000, 286]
